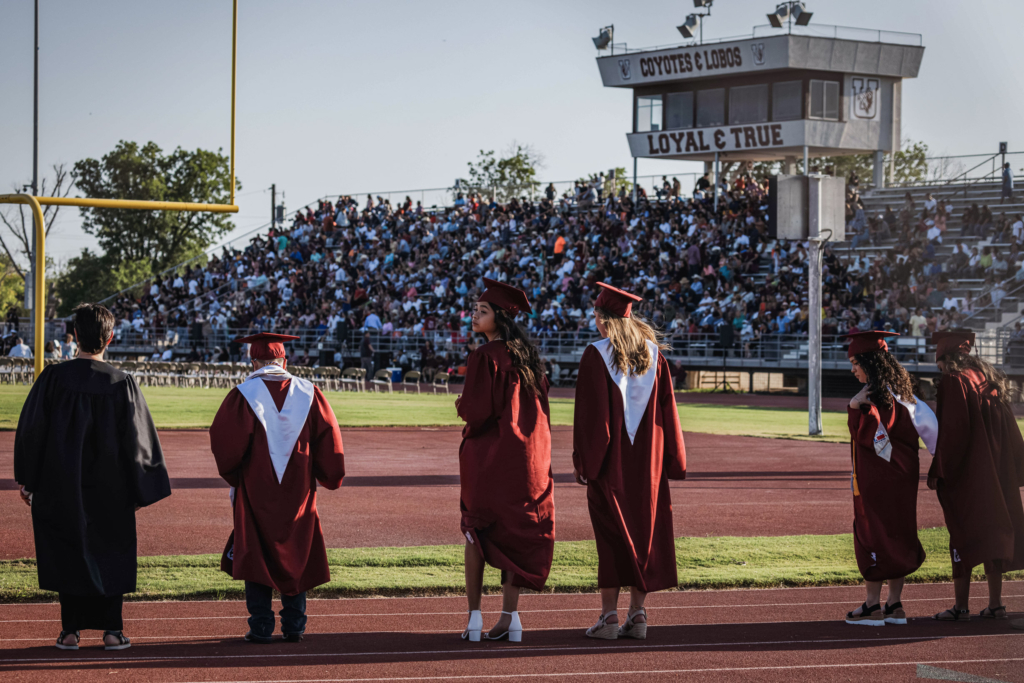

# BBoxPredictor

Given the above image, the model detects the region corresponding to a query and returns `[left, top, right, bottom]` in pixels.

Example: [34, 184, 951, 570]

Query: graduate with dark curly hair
[457, 279, 554, 643]
[844, 331, 937, 626]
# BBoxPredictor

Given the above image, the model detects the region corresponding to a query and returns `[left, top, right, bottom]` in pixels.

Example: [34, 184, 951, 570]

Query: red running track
[0, 582, 1021, 682]
[0, 428, 962, 558]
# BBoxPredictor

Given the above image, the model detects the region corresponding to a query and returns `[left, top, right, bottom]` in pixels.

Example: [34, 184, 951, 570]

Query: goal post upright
[0, 0, 240, 378]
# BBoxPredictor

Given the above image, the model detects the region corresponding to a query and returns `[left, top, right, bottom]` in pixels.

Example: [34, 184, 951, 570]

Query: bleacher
[831, 179, 1024, 329]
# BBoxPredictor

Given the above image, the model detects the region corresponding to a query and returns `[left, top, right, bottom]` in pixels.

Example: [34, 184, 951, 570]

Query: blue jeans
[244, 581, 307, 637]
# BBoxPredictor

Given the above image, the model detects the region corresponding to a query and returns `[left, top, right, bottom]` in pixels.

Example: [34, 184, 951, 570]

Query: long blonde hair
[595, 307, 670, 377]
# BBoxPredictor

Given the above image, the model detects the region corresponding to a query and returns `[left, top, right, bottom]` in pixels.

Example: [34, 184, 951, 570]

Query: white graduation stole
[236, 367, 316, 483]
[591, 338, 659, 444]
[871, 389, 939, 462]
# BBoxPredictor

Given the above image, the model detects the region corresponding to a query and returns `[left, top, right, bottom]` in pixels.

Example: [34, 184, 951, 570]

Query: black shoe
[244, 631, 273, 644]
[282, 632, 304, 643]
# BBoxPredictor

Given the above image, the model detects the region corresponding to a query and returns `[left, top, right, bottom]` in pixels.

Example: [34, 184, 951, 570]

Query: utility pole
[270, 184, 276, 229]
[27, 0, 39, 332]
[807, 174, 824, 436]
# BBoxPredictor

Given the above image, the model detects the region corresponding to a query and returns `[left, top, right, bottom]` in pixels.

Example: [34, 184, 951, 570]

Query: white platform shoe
[462, 609, 483, 642]
[483, 610, 523, 642]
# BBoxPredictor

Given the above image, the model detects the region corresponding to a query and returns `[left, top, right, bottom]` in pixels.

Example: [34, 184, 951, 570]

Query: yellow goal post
[0, 0, 240, 379]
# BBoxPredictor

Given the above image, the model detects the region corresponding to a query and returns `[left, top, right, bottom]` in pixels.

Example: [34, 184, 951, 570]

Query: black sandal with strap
[933, 605, 970, 621]
[980, 605, 1008, 620]
[103, 631, 131, 651]
[55, 631, 80, 651]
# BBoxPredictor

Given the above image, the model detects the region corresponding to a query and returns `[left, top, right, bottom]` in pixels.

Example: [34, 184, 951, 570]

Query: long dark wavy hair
[488, 304, 546, 395]
[940, 351, 1010, 404]
[853, 349, 916, 408]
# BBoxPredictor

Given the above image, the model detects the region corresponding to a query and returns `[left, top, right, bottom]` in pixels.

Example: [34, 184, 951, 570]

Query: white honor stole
[236, 365, 316, 483]
[871, 388, 939, 462]
[591, 338, 659, 445]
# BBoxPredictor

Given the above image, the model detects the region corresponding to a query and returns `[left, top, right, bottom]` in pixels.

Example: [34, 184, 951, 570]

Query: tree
[52, 249, 152, 317]
[0, 163, 77, 279]
[0, 253, 24, 317]
[465, 143, 544, 202]
[745, 139, 930, 187]
[73, 141, 239, 271]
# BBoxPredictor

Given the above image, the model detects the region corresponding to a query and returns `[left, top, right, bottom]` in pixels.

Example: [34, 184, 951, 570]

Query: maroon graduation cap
[932, 330, 975, 359]
[234, 332, 300, 360]
[846, 330, 896, 358]
[595, 282, 642, 318]
[479, 278, 532, 316]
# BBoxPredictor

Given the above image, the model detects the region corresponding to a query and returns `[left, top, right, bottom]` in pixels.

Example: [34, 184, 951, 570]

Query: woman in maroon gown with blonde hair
[457, 279, 554, 643]
[572, 282, 686, 641]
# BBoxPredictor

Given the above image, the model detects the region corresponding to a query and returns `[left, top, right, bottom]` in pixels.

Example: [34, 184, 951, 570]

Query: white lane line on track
[0, 594, 1020, 624]
[182, 657, 1024, 682]
[0, 632, 1020, 665]
[4, 581, 1019, 606]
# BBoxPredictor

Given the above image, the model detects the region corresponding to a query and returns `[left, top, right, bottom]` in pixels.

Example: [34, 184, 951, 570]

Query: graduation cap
[234, 332, 300, 360]
[595, 282, 642, 318]
[932, 330, 975, 359]
[846, 330, 896, 358]
[478, 278, 532, 316]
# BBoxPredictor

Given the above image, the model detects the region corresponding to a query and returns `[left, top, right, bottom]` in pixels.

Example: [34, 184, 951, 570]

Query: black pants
[59, 593, 124, 632]
[244, 581, 306, 637]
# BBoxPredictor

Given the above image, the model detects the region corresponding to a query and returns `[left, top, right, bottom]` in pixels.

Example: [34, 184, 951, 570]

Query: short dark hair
[73, 303, 115, 353]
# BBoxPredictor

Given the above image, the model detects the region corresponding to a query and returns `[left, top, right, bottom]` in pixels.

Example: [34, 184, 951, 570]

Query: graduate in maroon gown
[844, 331, 937, 626]
[457, 279, 554, 643]
[572, 283, 686, 641]
[210, 333, 345, 643]
[928, 330, 1024, 622]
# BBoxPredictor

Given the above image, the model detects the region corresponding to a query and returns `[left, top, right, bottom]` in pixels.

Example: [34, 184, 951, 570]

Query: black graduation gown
[13, 360, 171, 596]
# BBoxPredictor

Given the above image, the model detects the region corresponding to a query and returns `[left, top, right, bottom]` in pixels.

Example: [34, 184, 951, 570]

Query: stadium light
[592, 25, 614, 50]
[693, 0, 713, 7]
[677, 14, 701, 39]
[768, 2, 812, 30]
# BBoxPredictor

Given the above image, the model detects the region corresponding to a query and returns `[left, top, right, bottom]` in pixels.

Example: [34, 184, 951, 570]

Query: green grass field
[0, 528, 1016, 602]
[0, 385, 867, 441]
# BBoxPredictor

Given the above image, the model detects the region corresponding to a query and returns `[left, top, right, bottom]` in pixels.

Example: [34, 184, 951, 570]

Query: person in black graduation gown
[14, 303, 171, 651]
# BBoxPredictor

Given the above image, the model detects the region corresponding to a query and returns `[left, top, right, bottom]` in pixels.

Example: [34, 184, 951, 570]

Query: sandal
[845, 602, 885, 626]
[980, 605, 1008, 620]
[55, 631, 80, 651]
[618, 607, 648, 640]
[884, 601, 907, 625]
[103, 631, 131, 651]
[933, 605, 970, 622]
[585, 611, 619, 640]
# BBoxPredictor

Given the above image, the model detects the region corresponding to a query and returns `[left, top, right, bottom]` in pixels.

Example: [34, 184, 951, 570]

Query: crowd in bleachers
[90, 168, 1024, 369]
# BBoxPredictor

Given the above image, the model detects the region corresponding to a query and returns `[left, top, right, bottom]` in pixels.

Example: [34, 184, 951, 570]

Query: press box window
[809, 80, 839, 120]
[665, 92, 694, 130]
[729, 84, 768, 125]
[772, 80, 802, 121]
[696, 88, 725, 127]
[636, 95, 662, 132]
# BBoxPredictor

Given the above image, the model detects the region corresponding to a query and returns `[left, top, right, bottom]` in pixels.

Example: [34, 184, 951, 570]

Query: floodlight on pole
[592, 25, 613, 50]
[677, 14, 700, 39]
[693, 0, 713, 7]
[767, 2, 811, 32]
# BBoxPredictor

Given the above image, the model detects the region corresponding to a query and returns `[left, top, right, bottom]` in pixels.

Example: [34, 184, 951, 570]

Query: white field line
[0, 632, 1020, 665]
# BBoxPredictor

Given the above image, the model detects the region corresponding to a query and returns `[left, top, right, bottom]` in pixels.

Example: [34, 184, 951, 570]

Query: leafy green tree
[0, 253, 24, 317]
[465, 144, 543, 201]
[53, 249, 152, 317]
[746, 139, 930, 187]
[73, 141, 239, 271]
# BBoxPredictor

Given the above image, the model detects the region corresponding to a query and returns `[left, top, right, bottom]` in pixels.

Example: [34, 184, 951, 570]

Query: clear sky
[2, 0, 1022, 264]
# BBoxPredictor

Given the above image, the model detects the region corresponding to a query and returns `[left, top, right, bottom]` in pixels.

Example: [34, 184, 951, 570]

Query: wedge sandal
[933, 605, 970, 622]
[618, 607, 648, 640]
[585, 612, 619, 640]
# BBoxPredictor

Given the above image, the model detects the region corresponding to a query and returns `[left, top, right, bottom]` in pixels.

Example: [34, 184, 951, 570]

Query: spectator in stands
[62, 333, 78, 360]
[8, 337, 31, 358]
[1001, 162, 1014, 204]
[359, 333, 374, 378]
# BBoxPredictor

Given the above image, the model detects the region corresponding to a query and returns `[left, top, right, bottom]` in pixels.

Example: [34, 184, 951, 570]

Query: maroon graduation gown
[847, 401, 926, 581]
[572, 346, 686, 593]
[458, 341, 555, 591]
[930, 369, 1024, 577]
[210, 379, 345, 595]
